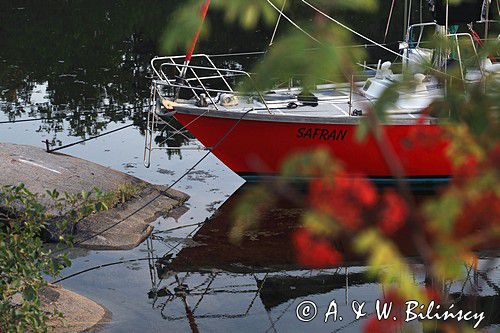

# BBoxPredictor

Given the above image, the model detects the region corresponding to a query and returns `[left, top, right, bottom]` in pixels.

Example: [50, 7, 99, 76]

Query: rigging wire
[416, 0, 425, 47]
[269, 0, 288, 46]
[485, 0, 490, 40]
[384, 0, 397, 43]
[420, 0, 424, 25]
[299, 0, 408, 58]
[265, 0, 320, 44]
[404, 0, 409, 38]
[407, 0, 413, 38]
[298, 0, 461, 79]
[205, 41, 404, 60]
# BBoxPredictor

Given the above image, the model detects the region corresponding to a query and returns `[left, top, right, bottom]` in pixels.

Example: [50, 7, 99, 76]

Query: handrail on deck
[447, 32, 483, 80]
[403, 21, 494, 79]
[151, 54, 272, 113]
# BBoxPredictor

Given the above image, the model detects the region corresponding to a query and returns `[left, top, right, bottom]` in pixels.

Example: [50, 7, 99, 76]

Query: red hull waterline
[174, 113, 452, 185]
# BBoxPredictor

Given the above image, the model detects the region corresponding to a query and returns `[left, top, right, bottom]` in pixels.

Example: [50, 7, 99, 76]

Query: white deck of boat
[171, 82, 441, 125]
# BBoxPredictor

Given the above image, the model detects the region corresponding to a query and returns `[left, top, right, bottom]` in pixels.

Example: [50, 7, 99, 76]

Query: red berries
[308, 171, 408, 235]
[292, 228, 343, 268]
[378, 190, 408, 235]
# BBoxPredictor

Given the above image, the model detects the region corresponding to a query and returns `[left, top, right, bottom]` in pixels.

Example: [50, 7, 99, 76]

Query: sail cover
[428, 0, 489, 25]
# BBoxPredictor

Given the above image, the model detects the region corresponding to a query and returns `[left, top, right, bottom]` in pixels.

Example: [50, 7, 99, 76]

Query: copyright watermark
[295, 299, 485, 328]
[296, 300, 318, 322]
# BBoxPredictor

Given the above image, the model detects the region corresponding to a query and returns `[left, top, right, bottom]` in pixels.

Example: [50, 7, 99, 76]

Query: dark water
[0, 1, 498, 332]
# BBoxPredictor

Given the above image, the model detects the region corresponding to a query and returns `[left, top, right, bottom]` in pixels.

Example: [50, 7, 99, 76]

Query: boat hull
[173, 112, 451, 181]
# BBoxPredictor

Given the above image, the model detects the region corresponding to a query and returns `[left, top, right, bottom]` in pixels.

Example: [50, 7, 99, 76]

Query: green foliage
[0, 184, 108, 332]
[161, 0, 378, 55]
[355, 77, 409, 142]
[249, 25, 364, 92]
[163, 0, 499, 330]
[302, 210, 340, 236]
[355, 229, 424, 301]
[212, 0, 278, 29]
[161, 0, 278, 54]
[161, 0, 212, 54]
[281, 148, 340, 177]
[172, 1, 500, 330]
[312, 0, 378, 11]
[96, 183, 142, 210]
[229, 186, 275, 243]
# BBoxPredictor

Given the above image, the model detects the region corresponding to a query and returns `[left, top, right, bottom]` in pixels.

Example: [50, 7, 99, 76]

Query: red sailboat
[144, 0, 496, 185]
[172, 100, 450, 183]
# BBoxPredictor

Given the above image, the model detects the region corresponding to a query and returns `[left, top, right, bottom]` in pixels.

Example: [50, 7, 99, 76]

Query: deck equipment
[144, 0, 498, 185]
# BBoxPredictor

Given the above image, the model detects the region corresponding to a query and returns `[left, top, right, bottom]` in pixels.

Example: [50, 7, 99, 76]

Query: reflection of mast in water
[175, 275, 200, 333]
[145, 185, 500, 330]
[142, 185, 378, 329]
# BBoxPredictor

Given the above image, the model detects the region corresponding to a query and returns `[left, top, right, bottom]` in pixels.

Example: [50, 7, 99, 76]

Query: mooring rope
[0, 104, 149, 125]
[52, 257, 152, 283]
[46, 122, 136, 153]
[0, 116, 54, 125]
[49, 108, 254, 258]
[52, 217, 208, 284]
[154, 108, 212, 147]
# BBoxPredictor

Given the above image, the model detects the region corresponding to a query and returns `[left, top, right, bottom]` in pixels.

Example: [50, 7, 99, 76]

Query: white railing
[150, 54, 272, 113]
[403, 22, 493, 80]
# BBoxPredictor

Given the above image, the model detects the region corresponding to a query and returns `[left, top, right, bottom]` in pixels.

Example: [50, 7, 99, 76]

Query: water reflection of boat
[256, 272, 376, 311]
[166, 184, 497, 274]
[145, 1, 497, 185]
[146, 185, 499, 331]
[167, 184, 365, 274]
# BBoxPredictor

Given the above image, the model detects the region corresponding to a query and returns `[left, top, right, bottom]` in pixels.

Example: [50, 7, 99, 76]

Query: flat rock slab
[75, 185, 187, 250]
[0, 143, 189, 250]
[42, 285, 111, 332]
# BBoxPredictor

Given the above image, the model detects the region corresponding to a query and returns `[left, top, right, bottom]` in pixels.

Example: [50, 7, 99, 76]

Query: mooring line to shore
[40, 104, 151, 152]
[0, 104, 150, 125]
[47, 103, 254, 283]
[45, 122, 136, 153]
[51, 217, 207, 284]
[52, 257, 152, 283]
[151, 221, 207, 235]
[52, 213, 207, 284]
[50, 108, 254, 260]
[0, 116, 52, 124]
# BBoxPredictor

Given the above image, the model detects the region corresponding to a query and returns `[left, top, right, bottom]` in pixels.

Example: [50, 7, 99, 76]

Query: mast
[484, 0, 490, 40]
[404, 0, 409, 38]
[182, 0, 211, 75]
[175, 0, 211, 100]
